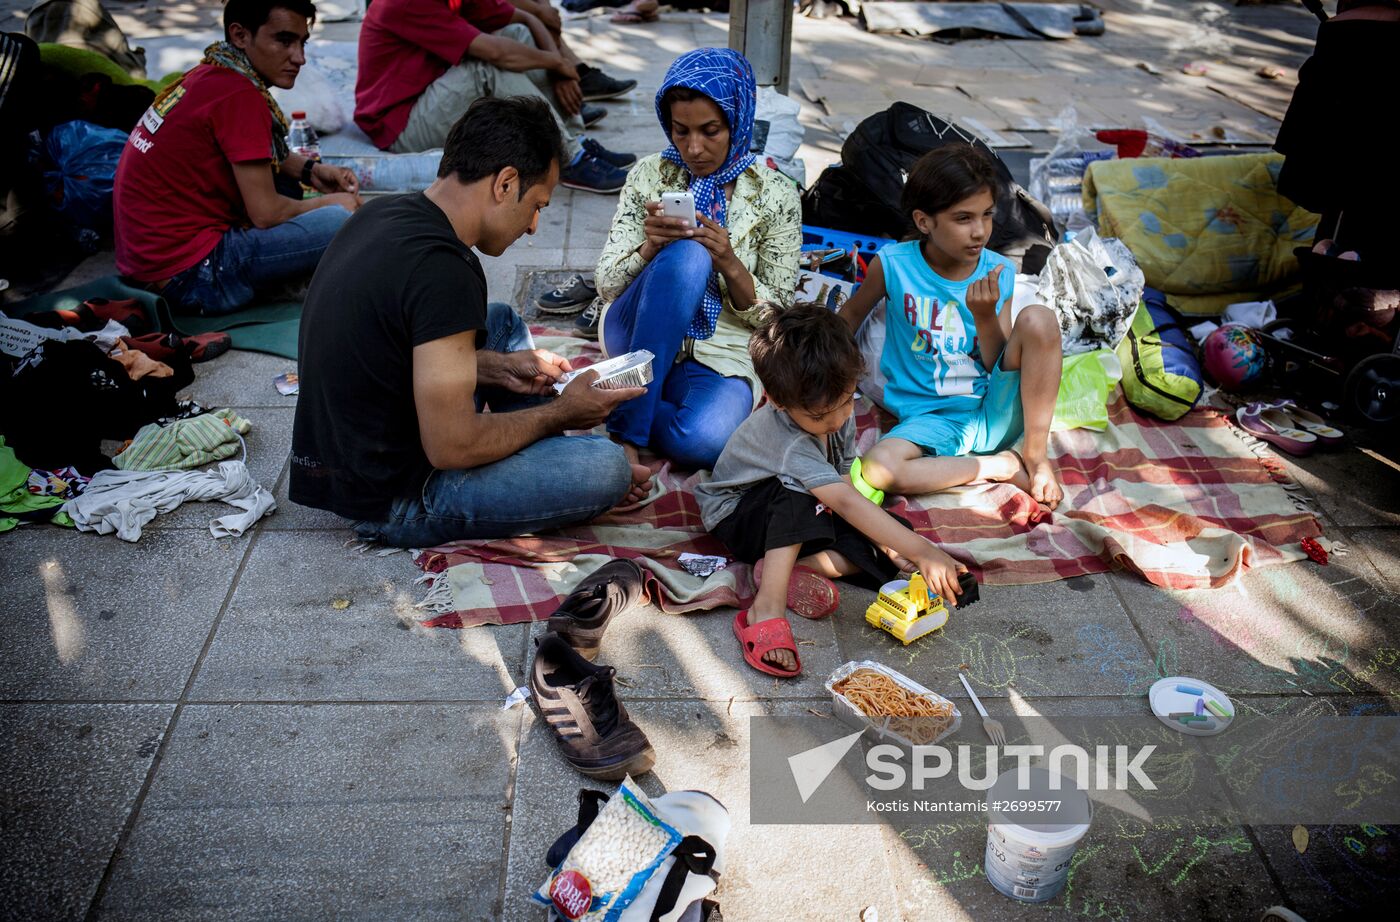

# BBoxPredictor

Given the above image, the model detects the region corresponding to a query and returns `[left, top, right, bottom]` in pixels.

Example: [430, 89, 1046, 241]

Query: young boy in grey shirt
[697, 304, 966, 678]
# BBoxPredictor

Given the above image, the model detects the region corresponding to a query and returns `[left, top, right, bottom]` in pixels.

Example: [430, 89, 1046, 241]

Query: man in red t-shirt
[113, 0, 361, 315]
[355, 0, 634, 194]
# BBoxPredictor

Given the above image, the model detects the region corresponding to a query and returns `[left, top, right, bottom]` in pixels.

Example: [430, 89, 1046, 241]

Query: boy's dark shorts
[710, 477, 904, 590]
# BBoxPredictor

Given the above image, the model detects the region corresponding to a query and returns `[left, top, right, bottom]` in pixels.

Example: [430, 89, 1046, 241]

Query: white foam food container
[552, 349, 656, 394]
[826, 660, 961, 748]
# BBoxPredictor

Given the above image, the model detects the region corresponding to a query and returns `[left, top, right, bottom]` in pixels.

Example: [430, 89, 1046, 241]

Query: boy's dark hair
[659, 86, 727, 136]
[437, 96, 567, 196]
[223, 0, 317, 40]
[900, 143, 1003, 222]
[750, 302, 865, 413]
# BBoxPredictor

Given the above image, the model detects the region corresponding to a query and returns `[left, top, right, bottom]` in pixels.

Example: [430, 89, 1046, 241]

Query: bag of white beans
[534, 776, 682, 921]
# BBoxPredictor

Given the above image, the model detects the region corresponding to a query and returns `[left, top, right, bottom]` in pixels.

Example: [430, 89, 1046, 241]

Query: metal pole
[729, 0, 794, 93]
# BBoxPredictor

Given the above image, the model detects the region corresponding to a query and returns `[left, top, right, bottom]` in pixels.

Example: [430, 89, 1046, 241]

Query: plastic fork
[958, 672, 1005, 746]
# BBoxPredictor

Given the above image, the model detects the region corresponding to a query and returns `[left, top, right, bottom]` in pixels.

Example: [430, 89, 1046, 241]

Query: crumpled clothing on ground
[107, 338, 174, 380]
[27, 466, 89, 499]
[1, 437, 72, 532]
[61, 460, 275, 541]
[113, 409, 252, 471]
[0, 338, 194, 474]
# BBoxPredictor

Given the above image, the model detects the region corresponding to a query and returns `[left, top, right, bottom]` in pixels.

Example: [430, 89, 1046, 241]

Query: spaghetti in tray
[826, 661, 961, 746]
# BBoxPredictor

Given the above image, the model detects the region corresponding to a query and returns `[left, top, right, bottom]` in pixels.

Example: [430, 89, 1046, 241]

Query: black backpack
[803, 101, 1057, 273]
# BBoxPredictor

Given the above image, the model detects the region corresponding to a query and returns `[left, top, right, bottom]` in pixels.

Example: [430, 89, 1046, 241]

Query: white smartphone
[660, 190, 696, 223]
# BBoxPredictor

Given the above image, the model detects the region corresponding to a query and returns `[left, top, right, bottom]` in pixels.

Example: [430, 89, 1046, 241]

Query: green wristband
[850, 457, 885, 506]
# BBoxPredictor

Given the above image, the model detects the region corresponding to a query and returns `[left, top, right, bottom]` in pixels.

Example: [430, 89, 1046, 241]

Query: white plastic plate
[1148, 676, 1235, 736]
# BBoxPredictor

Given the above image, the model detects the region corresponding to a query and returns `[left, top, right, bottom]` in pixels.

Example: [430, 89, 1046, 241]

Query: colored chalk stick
[1166, 711, 1194, 719]
[1205, 698, 1231, 719]
[1194, 698, 1205, 716]
[1176, 684, 1204, 695]
[1177, 715, 1208, 724]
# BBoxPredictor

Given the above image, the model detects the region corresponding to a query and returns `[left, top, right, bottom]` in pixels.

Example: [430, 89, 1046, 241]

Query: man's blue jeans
[163, 205, 351, 316]
[602, 239, 752, 470]
[354, 302, 633, 548]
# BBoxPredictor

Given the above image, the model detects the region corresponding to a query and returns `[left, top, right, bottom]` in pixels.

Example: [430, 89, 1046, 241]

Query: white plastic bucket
[983, 768, 1092, 903]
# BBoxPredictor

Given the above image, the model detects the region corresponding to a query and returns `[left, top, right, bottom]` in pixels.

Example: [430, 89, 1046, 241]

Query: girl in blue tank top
[837, 144, 1065, 510]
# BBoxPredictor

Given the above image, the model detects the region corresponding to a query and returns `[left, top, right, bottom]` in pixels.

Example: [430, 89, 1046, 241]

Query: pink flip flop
[753, 560, 840, 620]
[1236, 402, 1318, 456]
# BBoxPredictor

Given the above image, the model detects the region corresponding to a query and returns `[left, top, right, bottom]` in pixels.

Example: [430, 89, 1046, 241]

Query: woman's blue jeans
[602, 239, 752, 470]
[163, 205, 352, 316]
[354, 303, 633, 548]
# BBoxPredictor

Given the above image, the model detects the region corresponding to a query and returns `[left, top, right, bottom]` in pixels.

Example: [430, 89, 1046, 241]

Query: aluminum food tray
[825, 660, 962, 748]
[552, 349, 655, 394]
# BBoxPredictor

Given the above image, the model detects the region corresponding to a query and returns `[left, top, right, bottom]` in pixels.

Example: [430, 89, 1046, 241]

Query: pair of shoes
[530, 559, 655, 780]
[536, 273, 596, 314]
[581, 136, 636, 168]
[1236, 400, 1346, 456]
[560, 152, 628, 194]
[574, 296, 605, 340]
[577, 63, 638, 102]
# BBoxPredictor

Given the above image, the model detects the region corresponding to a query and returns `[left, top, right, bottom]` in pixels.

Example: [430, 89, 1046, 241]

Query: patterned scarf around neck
[655, 48, 757, 340]
[154, 42, 290, 169]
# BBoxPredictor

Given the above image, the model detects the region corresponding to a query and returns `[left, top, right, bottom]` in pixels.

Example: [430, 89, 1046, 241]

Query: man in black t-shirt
[291, 96, 649, 546]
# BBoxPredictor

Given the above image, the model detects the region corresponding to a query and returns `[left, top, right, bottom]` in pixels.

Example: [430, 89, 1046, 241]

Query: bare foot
[616, 462, 653, 507]
[746, 604, 797, 672]
[1024, 455, 1063, 510]
[612, 0, 660, 22]
[984, 449, 1025, 484]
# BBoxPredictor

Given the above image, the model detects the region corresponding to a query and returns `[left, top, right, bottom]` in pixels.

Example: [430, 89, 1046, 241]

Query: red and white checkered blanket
[410, 330, 1320, 628]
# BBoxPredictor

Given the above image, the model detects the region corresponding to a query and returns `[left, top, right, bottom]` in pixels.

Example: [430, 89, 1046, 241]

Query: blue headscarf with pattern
[655, 48, 757, 340]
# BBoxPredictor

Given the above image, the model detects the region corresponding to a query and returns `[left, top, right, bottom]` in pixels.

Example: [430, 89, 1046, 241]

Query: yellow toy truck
[864, 571, 979, 645]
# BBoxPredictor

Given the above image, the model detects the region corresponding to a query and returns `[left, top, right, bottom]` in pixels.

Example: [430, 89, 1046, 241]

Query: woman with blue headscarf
[583, 47, 802, 471]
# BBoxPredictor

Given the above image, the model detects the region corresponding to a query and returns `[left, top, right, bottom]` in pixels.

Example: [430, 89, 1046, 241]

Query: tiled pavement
[3, 2, 1398, 919]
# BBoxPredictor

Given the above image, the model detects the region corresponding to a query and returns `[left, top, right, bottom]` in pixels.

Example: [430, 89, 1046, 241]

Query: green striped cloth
[114, 410, 252, 471]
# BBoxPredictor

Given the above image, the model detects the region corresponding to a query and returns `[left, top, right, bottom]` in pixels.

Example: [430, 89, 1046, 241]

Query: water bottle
[288, 111, 320, 161]
[323, 153, 442, 193]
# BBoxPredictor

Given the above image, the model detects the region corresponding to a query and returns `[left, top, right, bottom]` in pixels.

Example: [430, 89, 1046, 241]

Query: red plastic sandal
[732, 610, 802, 678]
[754, 561, 840, 620]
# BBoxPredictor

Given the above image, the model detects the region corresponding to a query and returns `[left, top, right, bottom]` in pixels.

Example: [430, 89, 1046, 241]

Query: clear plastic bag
[1028, 106, 1113, 231]
[535, 777, 681, 921]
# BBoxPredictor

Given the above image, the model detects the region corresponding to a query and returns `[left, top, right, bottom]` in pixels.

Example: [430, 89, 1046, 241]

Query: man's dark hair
[900, 143, 1003, 223]
[437, 96, 567, 196]
[749, 302, 864, 413]
[224, 0, 317, 40]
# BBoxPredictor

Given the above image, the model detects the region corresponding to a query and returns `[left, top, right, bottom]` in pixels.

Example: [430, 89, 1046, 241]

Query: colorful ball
[1202, 324, 1268, 390]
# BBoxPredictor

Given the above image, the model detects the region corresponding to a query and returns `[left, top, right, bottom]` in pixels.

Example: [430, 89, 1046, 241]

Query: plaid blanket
[411, 329, 1320, 628]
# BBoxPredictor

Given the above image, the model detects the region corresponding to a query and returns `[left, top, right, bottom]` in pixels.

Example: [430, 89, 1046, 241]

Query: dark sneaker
[548, 558, 648, 659]
[577, 63, 638, 102]
[530, 632, 656, 780]
[581, 137, 637, 169]
[536, 273, 597, 314]
[581, 102, 607, 128]
[574, 296, 604, 340]
[561, 153, 627, 194]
